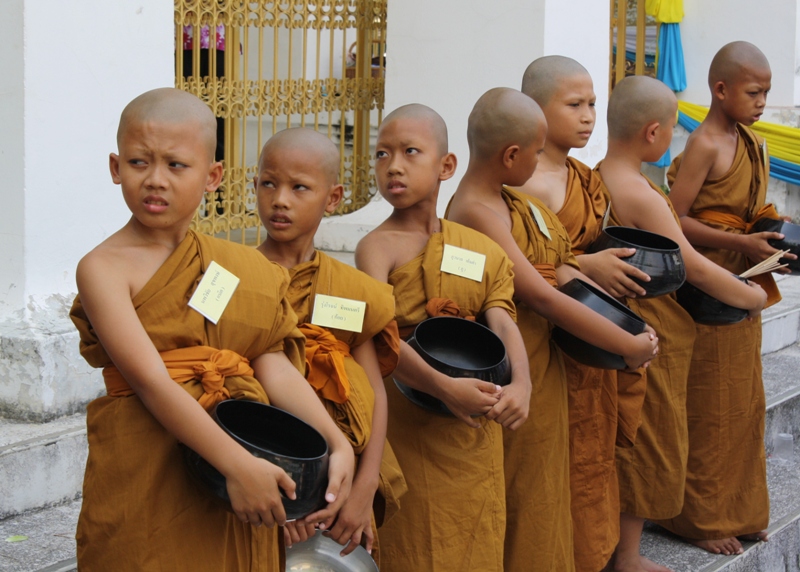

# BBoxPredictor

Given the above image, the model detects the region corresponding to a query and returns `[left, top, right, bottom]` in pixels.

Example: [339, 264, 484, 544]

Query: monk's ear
[325, 183, 344, 214]
[109, 153, 122, 185]
[438, 152, 457, 182]
[502, 145, 521, 169]
[205, 161, 224, 193]
[712, 80, 727, 102]
[644, 121, 660, 144]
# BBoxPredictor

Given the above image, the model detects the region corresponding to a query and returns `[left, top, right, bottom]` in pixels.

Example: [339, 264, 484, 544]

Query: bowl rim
[561, 278, 646, 333]
[599, 225, 680, 253]
[215, 400, 329, 463]
[412, 315, 508, 374]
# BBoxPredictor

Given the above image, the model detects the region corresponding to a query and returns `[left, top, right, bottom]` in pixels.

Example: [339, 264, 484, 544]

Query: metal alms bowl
[551, 278, 647, 370]
[587, 226, 686, 298]
[394, 316, 511, 415]
[675, 276, 750, 326]
[285, 530, 379, 572]
[183, 400, 329, 521]
[750, 218, 800, 274]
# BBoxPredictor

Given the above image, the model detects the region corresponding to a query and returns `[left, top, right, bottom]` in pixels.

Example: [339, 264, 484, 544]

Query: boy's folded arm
[320, 339, 385, 554]
[482, 307, 531, 430]
[76, 252, 294, 526]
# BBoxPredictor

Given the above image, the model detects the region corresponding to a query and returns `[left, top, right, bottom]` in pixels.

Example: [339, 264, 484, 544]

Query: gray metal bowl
[286, 530, 378, 571]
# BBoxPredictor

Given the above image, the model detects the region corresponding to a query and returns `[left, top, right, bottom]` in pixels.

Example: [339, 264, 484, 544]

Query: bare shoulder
[355, 223, 398, 282]
[449, 191, 510, 237]
[683, 126, 720, 164]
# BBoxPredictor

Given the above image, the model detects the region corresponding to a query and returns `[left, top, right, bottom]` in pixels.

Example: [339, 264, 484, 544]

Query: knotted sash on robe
[284, 252, 405, 558]
[554, 158, 645, 571]
[69, 230, 306, 572]
[593, 171, 698, 520]
[378, 219, 515, 572]
[656, 124, 770, 538]
[497, 186, 579, 572]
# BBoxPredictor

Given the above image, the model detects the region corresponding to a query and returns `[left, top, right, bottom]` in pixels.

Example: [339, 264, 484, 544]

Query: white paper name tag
[311, 294, 366, 333]
[440, 244, 486, 282]
[528, 200, 552, 241]
[188, 261, 240, 324]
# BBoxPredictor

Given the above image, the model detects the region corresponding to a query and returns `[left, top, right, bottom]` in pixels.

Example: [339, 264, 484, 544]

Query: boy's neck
[386, 203, 442, 236]
[604, 139, 649, 172]
[542, 140, 571, 170]
[461, 159, 508, 197]
[704, 103, 741, 135]
[257, 235, 317, 269]
[124, 217, 192, 250]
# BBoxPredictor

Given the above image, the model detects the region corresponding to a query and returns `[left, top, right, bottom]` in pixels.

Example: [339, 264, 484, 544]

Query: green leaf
[5, 535, 28, 543]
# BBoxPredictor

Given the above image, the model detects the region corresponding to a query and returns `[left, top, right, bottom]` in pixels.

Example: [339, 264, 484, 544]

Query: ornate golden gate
[175, 1, 387, 243]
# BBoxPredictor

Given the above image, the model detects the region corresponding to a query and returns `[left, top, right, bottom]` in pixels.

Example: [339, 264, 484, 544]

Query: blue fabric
[650, 147, 672, 168]
[656, 23, 686, 92]
[677, 111, 800, 185]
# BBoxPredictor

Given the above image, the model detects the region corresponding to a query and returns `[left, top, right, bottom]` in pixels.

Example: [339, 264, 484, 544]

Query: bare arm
[323, 339, 386, 555]
[456, 205, 658, 369]
[483, 307, 531, 430]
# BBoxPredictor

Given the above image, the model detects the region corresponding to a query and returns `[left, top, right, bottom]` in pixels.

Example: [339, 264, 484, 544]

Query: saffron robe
[285, 251, 405, 563]
[657, 124, 770, 538]
[556, 158, 645, 571]
[70, 230, 305, 572]
[378, 219, 515, 572]
[596, 173, 697, 520]
[499, 186, 579, 572]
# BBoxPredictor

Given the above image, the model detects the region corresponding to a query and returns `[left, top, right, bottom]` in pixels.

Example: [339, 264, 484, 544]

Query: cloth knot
[534, 263, 559, 287]
[299, 323, 352, 404]
[425, 297, 476, 320]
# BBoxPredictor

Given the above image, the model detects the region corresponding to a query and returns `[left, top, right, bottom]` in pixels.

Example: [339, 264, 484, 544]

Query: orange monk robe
[377, 219, 515, 572]
[69, 230, 306, 572]
[656, 124, 770, 539]
[593, 171, 698, 520]
[555, 158, 646, 571]
[498, 186, 579, 572]
[284, 251, 406, 563]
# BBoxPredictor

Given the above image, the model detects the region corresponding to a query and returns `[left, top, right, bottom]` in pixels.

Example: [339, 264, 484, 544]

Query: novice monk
[595, 75, 767, 572]
[254, 128, 405, 564]
[446, 87, 659, 572]
[70, 88, 354, 571]
[657, 41, 791, 555]
[516, 56, 649, 571]
[356, 103, 533, 572]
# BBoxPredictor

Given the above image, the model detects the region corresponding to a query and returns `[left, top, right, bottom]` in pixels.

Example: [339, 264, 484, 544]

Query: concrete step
[0, 499, 79, 572]
[640, 340, 800, 571]
[762, 275, 800, 355]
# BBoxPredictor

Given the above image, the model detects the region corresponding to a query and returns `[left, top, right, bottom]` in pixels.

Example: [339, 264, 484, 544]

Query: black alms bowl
[394, 316, 512, 415]
[587, 226, 686, 298]
[675, 276, 749, 325]
[750, 218, 800, 274]
[551, 279, 647, 370]
[183, 400, 329, 521]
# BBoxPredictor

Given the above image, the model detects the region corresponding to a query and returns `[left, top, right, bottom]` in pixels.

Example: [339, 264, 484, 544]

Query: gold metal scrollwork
[176, 1, 387, 244]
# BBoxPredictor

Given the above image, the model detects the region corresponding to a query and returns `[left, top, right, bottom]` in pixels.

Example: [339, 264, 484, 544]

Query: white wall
[681, 0, 799, 107]
[0, 0, 174, 321]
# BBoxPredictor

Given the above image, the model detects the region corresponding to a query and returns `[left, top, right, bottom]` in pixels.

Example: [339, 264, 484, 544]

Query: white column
[316, 0, 610, 250]
[0, 0, 174, 420]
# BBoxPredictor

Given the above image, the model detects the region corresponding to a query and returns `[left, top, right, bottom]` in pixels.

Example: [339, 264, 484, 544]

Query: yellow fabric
[286, 251, 406, 541]
[679, 101, 800, 166]
[554, 158, 644, 572]
[594, 171, 697, 520]
[657, 125, 771, 538]
[69, 230, 306, 572]
[298, 323, 353, 405]
[646, 0, 683, 23]
[379, 219, 515, 572]
[499, 186, 578, 572]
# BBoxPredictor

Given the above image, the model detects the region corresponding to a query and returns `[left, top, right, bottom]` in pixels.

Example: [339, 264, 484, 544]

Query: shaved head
[607, 76, 676, 140]
[118, 88, 218, 159]
[468, 87, 546, 160]
[380, 104, 449, 156]
[521, 56, 591, 105]
[259, 128, 340, 184]
[709, 41, 771, 89]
